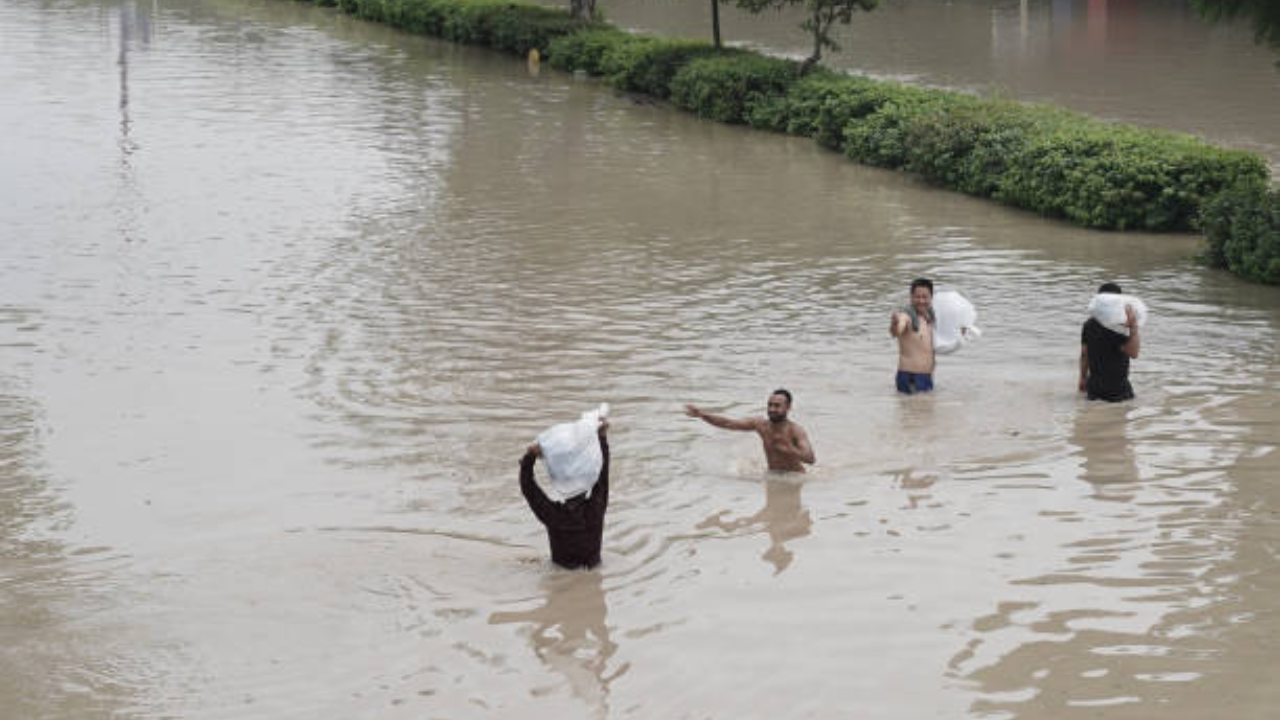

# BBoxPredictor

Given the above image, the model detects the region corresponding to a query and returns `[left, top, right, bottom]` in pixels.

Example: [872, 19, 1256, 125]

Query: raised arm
[889, 311, 908, 338]
[519, 445, 556, 526]
[685, 404, 759, 432]
[1120, 305, 1141, 359]
[587, 424, 609, 514]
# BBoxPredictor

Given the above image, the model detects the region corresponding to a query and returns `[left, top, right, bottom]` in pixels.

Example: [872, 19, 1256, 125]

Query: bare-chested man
[684, 390, 815, 473]
[889, 278, 936, 394]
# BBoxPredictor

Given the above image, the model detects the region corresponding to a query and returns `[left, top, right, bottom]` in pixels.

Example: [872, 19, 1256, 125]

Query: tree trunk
[800, 12, 823, 75]
[569, 0, 594, 21]
[711, 0, 721, 50]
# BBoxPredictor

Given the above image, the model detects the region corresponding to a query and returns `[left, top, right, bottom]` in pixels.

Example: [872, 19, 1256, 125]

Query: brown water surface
[2, 0, 1279, 718]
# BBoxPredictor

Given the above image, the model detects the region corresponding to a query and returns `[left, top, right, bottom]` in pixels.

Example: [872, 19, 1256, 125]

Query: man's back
[520, 435, 609, 569]
[1082, 318, 1134, 402]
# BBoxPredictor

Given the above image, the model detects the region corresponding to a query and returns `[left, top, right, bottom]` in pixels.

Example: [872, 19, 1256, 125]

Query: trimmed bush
[753, 73, 942, 151]
[746, 70, 850, 137]
[901, 100, 1060, 197]
[669, 53, 800, 124]
[547, 26, 633, 74]
[598, 37, 718, 99]
[842, 87, 962, 169]
[1202, 180, 1280, 284]
[996, 123, 1267, 230]
[330, 0, 584, 56]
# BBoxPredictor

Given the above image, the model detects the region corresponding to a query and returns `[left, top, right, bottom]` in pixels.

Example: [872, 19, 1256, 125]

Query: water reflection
[956, 385, 1258, 716]
[1070, 400, 1141, 500]
[489, 571, 626, 715]
[115, 0, 151, 244]
[697, 478, 812, 574]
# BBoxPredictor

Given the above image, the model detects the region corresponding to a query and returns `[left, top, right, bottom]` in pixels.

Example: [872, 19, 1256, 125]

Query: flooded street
[2, 0, 1279, 718]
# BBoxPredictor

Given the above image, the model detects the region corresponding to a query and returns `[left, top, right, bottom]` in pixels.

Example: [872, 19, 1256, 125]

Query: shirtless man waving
[685, 389, 815, 473]
[890, 278, 936, 394]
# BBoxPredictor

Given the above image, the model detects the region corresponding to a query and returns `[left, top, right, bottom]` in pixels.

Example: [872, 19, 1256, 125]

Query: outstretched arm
[889, 312, 908, 337]
[685, 405, 759, 432]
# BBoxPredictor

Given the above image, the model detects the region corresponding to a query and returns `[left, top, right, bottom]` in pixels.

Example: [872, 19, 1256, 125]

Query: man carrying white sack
[520, 415, 609, 570]
[1079, 282, 1142, 402]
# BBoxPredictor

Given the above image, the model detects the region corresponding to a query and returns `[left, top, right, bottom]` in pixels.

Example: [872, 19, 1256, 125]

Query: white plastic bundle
[535, 403, 609, 498]
[1087, 294, 1148, 336]
[932, 290, 982, 355]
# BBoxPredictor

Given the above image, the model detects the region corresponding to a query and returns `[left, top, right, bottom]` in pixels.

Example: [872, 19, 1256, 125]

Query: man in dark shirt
[520, 420, 609, 569]
[1079, 282, 1141, 402]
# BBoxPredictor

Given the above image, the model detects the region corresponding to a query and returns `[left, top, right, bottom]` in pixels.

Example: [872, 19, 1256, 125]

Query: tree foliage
[737, 0, 879, 74]
[1194, 0, 1280, 59]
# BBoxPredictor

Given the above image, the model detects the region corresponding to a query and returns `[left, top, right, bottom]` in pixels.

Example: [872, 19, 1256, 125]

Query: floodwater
[1, 0, 1278, 718]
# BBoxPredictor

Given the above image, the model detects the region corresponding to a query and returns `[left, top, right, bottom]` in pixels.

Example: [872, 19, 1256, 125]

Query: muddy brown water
[2, 0, 1278, 718]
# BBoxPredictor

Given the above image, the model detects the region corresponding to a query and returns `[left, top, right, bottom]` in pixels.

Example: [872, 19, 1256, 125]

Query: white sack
[932, 290, 981, 355]
[1087, 293, 1148, 336]
[536, 403, 609, 498]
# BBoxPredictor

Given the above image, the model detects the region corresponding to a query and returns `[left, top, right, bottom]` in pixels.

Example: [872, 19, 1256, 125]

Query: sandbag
[932, 290, 981, 355]
[1087, 293, 1148, 336]
[536, 403, 609, 498]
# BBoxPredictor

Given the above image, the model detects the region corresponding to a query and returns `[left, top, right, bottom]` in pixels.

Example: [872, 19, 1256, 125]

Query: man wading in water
[890, 278, 936, 394]
[520, 418, 609, 569]
[1079, 282, 1141, 402]
[685, 390, 815, 473]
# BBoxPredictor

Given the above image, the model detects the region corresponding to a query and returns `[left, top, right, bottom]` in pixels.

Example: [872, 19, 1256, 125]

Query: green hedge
[735, 69, 1266, 231]
[1202, 180, 1280, 284]
[600, 38, 721, 99]
[669, 52, 800, 124]
[546, 26, 634, 74]
[329, 0, 587, 56]
[294, 0, 1273, 268]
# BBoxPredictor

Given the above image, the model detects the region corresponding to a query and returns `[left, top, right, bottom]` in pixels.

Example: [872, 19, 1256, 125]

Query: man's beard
[767, 412, 787, 423]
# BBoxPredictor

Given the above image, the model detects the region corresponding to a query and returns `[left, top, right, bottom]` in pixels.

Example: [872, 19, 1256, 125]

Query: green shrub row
[292, 0, 1273, 273]
[554, 30, 1269, 232]
[702, 64, 1266, 231]
[1201, 180, 1280, 284]
[320, 0, 589, 56]
[670, 52, 799, 123]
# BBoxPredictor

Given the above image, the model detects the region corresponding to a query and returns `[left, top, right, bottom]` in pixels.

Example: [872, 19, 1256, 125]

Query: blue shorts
[896, 371, 934, 395]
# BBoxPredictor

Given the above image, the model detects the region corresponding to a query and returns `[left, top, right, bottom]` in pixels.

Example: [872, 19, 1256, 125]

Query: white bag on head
[932, 290, 981, 355]
[535, 403, 609, 498]
[1087, 293, 1148, 336]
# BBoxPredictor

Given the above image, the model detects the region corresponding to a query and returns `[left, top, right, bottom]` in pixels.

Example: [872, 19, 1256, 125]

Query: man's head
[767, 389, 793, 424]
[1098, 282, 1123, 295]
[910, 278, 934, 314]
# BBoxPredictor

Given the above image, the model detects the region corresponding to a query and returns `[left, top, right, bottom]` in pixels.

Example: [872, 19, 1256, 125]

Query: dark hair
[910, 278, 934, 294]
[1097, 282, 1123, 294]
[771, 389, 793, 407]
